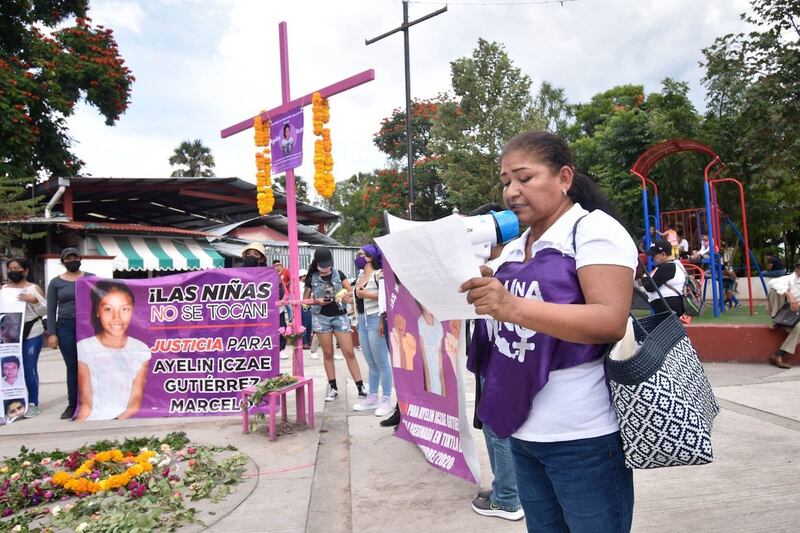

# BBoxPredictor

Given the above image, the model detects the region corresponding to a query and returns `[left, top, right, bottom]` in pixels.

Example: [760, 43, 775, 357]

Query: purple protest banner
[383, 260, 480, 484]
[270, 107, 304, 174]
[73, 267, 280, 421]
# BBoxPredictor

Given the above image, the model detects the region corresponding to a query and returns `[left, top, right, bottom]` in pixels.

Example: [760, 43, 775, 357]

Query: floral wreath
[51, 449, 156, 494]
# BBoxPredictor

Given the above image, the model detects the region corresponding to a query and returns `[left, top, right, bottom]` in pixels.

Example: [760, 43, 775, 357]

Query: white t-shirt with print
[486, 203, 638, 442]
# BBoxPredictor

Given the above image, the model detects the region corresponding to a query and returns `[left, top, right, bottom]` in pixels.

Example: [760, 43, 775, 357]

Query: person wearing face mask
[351, 244, 394, 416]
[46, 248, 93, 420]
[303, 247, 366, 401]
[1, 258, 47, 417]
[241, 242, 289, 357]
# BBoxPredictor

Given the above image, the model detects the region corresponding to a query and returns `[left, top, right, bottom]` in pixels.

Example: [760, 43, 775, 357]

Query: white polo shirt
[486, 203, 637, 442]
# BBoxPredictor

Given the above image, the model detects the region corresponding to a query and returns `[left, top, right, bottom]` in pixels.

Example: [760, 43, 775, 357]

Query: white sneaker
[333, 352, 344, 360]
[325, 386, 339, 402]
[374, 396, 393, 417]
[310, 351, 319, 360]
[280, 350, 289, 360]
[353, 393, 379, 411]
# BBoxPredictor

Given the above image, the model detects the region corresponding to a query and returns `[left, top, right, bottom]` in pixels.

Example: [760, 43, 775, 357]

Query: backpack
[667, 262, 703, 317]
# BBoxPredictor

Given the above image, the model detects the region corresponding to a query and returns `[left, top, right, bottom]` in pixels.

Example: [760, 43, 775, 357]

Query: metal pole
[403, 0, 414, 219]
[278, 22, 304, 378]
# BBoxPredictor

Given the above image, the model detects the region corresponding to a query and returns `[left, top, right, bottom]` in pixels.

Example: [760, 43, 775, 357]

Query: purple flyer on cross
[270, 107, 304, 174]
[74, 267, 280, 421]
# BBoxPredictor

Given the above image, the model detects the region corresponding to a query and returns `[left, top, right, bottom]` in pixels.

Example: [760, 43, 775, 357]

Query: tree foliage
[168, 139, 215, 177]
[701, 0, 800, 258]
[0, 175, 45, 254]
[273, 173, 310, 204]
[373, 98, 453, 220]
[0, 1, 135, 178]
[431, 39, 545, 211]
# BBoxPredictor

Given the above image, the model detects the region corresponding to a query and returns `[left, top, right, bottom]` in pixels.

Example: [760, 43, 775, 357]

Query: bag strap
[571, 214, 590, 253]
[661, 261, 685, 298]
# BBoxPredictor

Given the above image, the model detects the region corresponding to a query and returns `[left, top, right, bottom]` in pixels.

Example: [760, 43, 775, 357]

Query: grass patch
[633, 303, 770, 324]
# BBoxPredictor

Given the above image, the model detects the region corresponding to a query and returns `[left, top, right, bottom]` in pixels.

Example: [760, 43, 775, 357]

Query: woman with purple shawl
[461, 131, 638, 532]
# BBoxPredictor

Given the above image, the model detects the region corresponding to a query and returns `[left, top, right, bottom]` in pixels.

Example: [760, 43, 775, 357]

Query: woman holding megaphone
[460, 131, 637, 532]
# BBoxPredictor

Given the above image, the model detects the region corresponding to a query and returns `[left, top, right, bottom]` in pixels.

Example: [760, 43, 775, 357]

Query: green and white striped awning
[93, 236, 225, 272]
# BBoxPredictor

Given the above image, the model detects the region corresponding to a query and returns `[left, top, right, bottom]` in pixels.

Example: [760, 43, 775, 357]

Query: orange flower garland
[51, 449, 156, 494]
[254, 112, 274, 215]
[312, 92, 335, 198]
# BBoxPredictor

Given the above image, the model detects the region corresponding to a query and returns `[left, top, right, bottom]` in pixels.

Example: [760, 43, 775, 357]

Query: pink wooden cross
[220, 22, 374, 378]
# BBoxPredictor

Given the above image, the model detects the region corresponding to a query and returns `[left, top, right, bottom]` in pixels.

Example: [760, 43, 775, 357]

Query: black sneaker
[357, 389, 367, 399]
[477, 489, 492, 501]
[471, 496, 524, 521]
[60, 406, 75, 420]
[379, 406, 400, 427]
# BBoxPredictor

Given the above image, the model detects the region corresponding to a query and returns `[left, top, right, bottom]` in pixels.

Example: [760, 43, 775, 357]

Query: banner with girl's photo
[383, 261, 480, 483]
[0, 292, 27, 424]
[74, 267, 280, 421]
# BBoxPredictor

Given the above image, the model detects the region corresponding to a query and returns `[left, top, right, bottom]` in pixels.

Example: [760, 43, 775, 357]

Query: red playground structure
[630, 139, 766, 317]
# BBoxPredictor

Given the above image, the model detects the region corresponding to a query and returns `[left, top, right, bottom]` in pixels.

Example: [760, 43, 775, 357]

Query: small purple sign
[270, 107, 304, 174]
[74, 267, 280, 421]
[383, 260, 480, 484]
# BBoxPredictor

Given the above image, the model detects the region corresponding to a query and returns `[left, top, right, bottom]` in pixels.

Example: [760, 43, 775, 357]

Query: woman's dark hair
[501, 131, 618, 219]
[6, 258, 34, 282]
[283, 123, 291, 133]
[89, 280, 135, 334]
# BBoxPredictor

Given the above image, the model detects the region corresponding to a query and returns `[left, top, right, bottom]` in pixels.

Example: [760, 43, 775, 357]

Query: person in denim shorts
[303, 248, 365, 401]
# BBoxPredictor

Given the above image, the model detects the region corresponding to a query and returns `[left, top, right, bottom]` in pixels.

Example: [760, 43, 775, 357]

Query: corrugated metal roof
[62, 221, 215, 238]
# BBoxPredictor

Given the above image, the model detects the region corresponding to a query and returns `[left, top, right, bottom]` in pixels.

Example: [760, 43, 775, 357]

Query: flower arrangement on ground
[0, 432, 246, 532]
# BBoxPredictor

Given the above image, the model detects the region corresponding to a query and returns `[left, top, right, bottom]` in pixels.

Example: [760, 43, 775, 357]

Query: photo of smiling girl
[75, 281, 151, 421]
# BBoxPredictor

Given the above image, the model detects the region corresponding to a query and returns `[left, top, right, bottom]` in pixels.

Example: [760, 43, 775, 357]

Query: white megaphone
[384, 210, 519, 263]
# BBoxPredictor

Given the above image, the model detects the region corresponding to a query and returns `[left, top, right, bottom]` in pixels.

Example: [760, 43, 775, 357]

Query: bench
[240, 376, 314, 441]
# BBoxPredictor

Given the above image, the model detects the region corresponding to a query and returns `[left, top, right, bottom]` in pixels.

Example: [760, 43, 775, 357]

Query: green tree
[431, 39, 545, 211]
[168, 139, 215, 177]
[373, 98, 453, 220]
[533, 81, 573, 136]
[273, 174, 310, 204]
[0, 2, 135, 178]
[701, 0, 800, 258]
[569, 81, 704, 232]
[0, 176, 45, 254]
[320, 170, 407, 246]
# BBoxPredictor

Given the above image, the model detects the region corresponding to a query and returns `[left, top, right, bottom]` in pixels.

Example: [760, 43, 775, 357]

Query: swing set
[630, 139, 768, 318]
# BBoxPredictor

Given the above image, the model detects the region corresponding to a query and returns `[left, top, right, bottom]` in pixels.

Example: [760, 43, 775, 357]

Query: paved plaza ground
[2, 346, 800, 532]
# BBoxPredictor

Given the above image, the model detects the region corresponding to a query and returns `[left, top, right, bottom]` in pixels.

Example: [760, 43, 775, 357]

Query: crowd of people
[3, 129, 799, 532]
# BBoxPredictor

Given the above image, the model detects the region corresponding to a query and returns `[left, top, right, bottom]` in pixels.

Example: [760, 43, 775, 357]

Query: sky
[66, 0, 753, 201]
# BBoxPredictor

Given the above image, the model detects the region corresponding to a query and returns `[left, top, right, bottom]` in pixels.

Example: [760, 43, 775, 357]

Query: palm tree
[169, 140, 216, 177]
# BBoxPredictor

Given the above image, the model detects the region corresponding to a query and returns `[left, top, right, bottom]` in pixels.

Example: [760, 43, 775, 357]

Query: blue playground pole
[642, 188, 653, 271]
[703, 180, 721, 317]
[723, 218, 769, 296]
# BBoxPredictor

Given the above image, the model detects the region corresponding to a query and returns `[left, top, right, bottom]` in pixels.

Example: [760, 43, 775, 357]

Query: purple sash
[472, 248, 605, 438]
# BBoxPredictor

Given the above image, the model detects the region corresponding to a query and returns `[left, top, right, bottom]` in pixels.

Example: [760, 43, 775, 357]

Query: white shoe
[280, 350, 289, 360]
[310, 351, 319, 360]
[333, 352, 344, 360]
[353, 393, 379, 411]
[325, 386, 339, 402]
[374, 396, 393, 417]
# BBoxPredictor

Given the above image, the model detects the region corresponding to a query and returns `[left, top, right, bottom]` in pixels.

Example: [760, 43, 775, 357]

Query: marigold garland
[51, 449, 156, 495]
[311, 92, 335, 198]
[253, 112, 275, 215]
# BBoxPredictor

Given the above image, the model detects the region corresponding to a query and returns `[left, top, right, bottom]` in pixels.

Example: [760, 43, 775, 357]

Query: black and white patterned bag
[605, 308, 720, 469]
